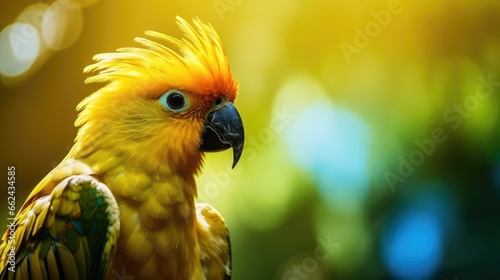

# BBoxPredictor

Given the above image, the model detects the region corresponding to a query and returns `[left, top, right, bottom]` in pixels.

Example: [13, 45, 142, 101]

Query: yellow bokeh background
[1, 0, 499, 279]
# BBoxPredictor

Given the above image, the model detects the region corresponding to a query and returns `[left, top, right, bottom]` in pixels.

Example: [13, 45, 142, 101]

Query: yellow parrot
[0, 16, 243, 280]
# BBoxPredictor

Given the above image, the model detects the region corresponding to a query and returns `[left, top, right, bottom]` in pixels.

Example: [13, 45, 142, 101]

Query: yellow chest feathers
[84, 150, 203, 279]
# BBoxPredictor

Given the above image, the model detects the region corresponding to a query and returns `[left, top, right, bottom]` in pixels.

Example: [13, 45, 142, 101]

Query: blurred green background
[1, 0, 499, 279]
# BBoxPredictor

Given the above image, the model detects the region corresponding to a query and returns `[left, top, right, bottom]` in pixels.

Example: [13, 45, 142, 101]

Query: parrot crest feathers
[83, 16, 238, 101]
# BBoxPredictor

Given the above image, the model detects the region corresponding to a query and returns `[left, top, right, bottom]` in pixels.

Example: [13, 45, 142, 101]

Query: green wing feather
[0, 174, 120, 280]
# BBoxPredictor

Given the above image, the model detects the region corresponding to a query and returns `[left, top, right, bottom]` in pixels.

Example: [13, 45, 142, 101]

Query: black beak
[200, 102, 244, 168]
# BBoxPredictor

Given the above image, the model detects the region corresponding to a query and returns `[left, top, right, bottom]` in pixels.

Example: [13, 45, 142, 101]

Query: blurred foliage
[1, 0, 499, 279]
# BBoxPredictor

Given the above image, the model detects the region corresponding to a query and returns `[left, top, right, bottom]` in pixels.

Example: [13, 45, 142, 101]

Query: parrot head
[74, 17, 244, 176]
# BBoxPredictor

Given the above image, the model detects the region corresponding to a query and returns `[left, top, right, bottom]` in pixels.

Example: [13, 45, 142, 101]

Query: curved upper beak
[200, 102, 244, 168]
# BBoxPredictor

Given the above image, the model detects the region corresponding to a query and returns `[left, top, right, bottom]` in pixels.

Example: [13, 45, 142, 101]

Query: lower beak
[200, 102, 244, 168]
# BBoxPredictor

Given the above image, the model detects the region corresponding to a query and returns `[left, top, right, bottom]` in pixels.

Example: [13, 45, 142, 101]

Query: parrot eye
[160, 90, 188, 112]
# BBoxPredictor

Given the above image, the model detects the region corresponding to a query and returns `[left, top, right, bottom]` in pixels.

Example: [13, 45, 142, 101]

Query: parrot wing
[0, 160, 120, 280]
[196, 203, 232, 280]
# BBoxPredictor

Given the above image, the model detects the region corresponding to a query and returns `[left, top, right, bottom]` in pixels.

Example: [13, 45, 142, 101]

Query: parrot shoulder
[0, 159, 120, 280]
[196, 202, 232, 280]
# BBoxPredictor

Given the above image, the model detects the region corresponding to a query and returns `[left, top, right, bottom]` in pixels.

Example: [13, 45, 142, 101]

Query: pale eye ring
[160, 89, 188, 112]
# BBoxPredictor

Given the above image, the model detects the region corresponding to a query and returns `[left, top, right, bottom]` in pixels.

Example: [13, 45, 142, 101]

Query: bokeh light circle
[381, 196, 446, 280]
[0, 23, 40, 77]
[285, 102, 372, 212]
[17, 3, 51, 57]
[42, 0, 84, 51]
